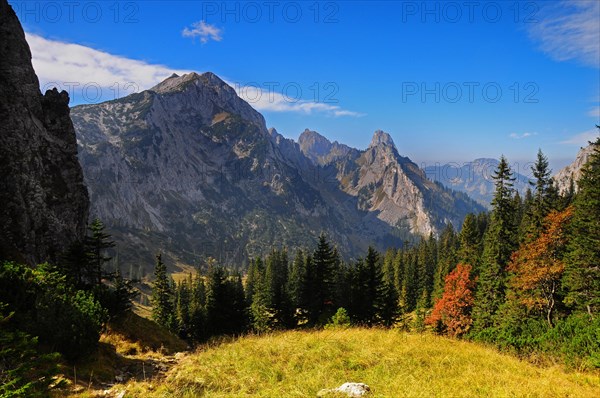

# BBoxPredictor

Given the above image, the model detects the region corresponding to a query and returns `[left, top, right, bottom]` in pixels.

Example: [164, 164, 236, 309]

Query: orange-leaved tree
[425, 263, 476, 337]
[507, 206, 573, 327]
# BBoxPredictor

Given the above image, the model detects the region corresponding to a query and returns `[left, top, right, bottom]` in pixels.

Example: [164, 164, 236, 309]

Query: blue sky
[10, 0, 600, 171]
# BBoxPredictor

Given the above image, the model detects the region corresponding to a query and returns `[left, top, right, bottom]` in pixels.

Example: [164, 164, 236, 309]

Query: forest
[1, 138, 599, 396]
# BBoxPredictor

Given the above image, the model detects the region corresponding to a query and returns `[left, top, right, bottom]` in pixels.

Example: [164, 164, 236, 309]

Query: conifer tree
[528, 149, 554, 234]
[309, 234, 336, 324]
[472, 156, 517, 332]
[288, 250, 310, 325]
[433, 224, 458, 300]
[564, 134, 600, 318]
[85, 219, 115, 287]
[151, 253, 175, 331]
[458, 214, 482, 271]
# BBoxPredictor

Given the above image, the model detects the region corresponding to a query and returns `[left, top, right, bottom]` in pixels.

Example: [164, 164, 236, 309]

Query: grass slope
[118, 328, 600, 397]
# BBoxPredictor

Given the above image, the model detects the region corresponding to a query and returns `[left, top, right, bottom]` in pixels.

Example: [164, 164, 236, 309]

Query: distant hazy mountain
[424, 158, 530, 207]
[553, 143, 596, 193]
[72, 72, 483, 270]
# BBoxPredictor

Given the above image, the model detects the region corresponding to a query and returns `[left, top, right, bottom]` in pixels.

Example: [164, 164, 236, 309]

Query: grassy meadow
[90, 328, 600, 397]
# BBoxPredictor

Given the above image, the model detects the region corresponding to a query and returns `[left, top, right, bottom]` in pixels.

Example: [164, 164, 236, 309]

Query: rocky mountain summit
[0, 0, 89, 264]
[553, 143, 597, 193]
[72, 72, 483, 269]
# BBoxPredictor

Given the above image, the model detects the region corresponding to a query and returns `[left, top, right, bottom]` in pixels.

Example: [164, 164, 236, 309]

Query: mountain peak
[150, 71, 228, 94]
[369, 130, 395, 149]
[298, 129, 331, 147]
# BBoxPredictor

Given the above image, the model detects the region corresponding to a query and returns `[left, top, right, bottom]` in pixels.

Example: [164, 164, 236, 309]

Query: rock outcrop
[0, 0, 89, 264]
[553, 143, 597, 193]
[318, 382, 371, 397]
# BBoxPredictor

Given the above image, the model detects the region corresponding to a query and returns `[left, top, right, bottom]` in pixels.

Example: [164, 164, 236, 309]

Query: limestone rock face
[73, 72, 482, 268]
[0, 0, 89, 264]
[553, 143, 596, 193]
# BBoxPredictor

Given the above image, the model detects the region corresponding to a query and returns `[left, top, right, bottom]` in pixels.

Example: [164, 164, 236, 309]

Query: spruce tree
[563, 134, 600, 317]
[309, 234, 336, 324]
[472, 156, 517, 332]
[458, 214, 482, 271]
[85, 219, 115, 287]
[433, 224, 458, 300]
[288, 250, 310, 325]
[151, 253, 175, 330]
[528, 149, 553, 234]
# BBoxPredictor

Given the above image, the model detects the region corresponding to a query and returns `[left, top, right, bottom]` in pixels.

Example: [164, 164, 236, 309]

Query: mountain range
[424, 159, 531, 207]
[71, 72, 484, 270]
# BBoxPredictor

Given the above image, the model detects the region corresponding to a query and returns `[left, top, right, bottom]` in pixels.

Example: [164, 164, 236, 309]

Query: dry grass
[116, 328, 600, 397]
[53, 311, 187, 397]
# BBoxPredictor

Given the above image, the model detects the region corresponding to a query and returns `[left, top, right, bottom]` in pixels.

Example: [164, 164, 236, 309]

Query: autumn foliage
[426, 263, 476, 337]
[508, 206, 573, 326]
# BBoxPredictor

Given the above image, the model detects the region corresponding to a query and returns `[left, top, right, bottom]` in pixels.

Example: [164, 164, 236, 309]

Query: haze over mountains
[71, 72, 484, 269]
[425, 159, 530, 207]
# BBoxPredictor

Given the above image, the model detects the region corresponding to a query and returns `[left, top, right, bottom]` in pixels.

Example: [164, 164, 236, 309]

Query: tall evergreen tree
[309, 234, 336, 324]
[564, 134, 600, 318]
[528, 149, 554, 233]
[458, 214, 482, 271]
[433, 224, 459, 300]
[151, 253, 175, 331]
[472, 156, 517, 332]
[85, 219, 115, 287]
[288, 250, 310, 325]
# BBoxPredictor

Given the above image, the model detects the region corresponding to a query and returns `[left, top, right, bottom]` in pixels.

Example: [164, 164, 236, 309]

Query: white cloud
[26, 33, 362, 117]
[26, 33, 190, 92]
[234, 86, 364, 117]
[182, 21, 223, 44]
[560, 129, 600, 145]
[238, 87, 364, 117]
[528, 1, 600, 68]
[588, 106, 600, 117]
[509, 132, 537, 139]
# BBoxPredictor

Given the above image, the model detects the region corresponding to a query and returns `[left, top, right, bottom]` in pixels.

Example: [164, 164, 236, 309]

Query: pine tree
[151, 253, 175, 331]
[564, 134, 600, 318]
[472, 156, 517, 332]
[458, 214, 482, 271]
[189, 269, 207, 341]
[528, 149, 554, 234]
[288, 250, 310, 325]
[85, 219, 115, 287]
[205, 259, 228, 336]
[309, 234, 336, 324]
[433, 224, 458, 300]
[400, 248, 418, 312]
[175, 278, 191, 338]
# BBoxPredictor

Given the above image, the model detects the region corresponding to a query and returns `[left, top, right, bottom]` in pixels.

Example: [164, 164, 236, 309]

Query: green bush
[0, 262, 107, 361]
[325, 308, 351, 329]
[1, 303, 60, 397]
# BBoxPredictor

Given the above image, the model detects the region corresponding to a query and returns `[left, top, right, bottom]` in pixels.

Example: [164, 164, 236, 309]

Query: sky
[9, 0, 600, 172]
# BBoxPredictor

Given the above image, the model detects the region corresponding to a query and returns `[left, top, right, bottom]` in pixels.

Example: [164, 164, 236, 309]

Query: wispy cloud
[26, 33, 190, 91]
[560, 129, 599, 145]
[528, 0, 600, 68]
[26, 33, 362, 117]
[588, 106, 600, 118]
[234, 85, 364, 117]
[510, 132, 537, 139]
[182, 21, 223, 44]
